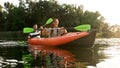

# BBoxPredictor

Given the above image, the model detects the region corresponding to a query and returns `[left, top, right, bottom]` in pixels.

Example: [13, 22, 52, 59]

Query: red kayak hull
[28, 32, 89, 46]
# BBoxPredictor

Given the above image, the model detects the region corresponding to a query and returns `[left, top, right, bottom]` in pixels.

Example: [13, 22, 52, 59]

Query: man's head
[52, 18, 59, 27]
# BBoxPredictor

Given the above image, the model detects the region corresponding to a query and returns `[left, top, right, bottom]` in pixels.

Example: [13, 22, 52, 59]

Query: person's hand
[39, 26, 43, 30]
[60, 27, 67, 34]
[28, 36, 31, 39]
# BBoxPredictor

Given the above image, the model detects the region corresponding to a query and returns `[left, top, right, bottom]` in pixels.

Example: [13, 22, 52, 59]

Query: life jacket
[46, 28, 61, 37]
[42, 27, 67, 38]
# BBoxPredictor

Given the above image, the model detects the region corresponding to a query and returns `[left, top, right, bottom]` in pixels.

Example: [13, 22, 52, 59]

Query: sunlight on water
[0, 57, 24, 68]
[104, 46, 120, 57]
[96, 45, 120, 68]
[96, 56, 120, 68]
[0, 41, 19, 46]
[95, 38, 120, 45]
[88, 38, 120, 68]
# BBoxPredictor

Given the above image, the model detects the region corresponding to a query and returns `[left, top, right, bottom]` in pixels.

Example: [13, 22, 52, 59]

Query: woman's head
[33, 24, 38, 30]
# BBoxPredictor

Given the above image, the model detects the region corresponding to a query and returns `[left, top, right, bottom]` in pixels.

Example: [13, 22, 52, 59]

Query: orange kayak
[28, 32, 89, 46]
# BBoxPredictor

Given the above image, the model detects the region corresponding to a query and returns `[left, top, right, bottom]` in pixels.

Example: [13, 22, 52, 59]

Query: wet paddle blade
[74, 24, 91, 31]
[23, 27, 34, 33]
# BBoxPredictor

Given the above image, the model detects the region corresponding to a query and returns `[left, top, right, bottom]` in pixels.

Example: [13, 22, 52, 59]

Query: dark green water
[0, 38, 120, 68]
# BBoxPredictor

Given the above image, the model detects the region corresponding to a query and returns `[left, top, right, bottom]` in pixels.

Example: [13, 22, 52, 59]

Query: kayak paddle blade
[23, 27, 34, 33]
[44, 18, 53, 26]
[74, 24, 91, 31]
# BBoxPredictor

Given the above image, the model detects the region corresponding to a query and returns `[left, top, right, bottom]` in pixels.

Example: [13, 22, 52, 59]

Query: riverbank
[0, 31, 27, 40]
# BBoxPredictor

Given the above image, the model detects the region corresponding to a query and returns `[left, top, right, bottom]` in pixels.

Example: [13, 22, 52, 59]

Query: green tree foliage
[58, 4, 84, 27]
[100, 23, 113, 38]
[0, 5, 5, 31]
[0, 5, 2, 12]
[80, 11, 104, 30]
[0, 0, 113, 37]
[3, 2, 26, 31]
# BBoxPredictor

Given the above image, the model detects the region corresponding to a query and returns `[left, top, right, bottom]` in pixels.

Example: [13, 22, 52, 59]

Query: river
[0, 38, 120, 68]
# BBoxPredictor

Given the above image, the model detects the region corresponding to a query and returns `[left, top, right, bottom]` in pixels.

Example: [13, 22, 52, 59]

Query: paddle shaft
[23, 24, 91, 33]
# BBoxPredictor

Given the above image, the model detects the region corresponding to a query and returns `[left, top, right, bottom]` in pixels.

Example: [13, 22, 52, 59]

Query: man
[42, 18, 67, 37]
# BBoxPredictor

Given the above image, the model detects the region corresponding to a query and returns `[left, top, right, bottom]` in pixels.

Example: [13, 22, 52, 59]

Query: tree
[80, 11, 104, 30]
[4, 2, 26, 31]
[109, 24, 120, 37]
[0, 5, 5, 31]
[0, 0, 109, 38]
[100, 23, 113, 38]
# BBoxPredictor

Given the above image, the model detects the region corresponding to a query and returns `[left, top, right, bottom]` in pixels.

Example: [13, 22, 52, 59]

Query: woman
[28, 24, 43, 38]
[42, 18, 67, 38]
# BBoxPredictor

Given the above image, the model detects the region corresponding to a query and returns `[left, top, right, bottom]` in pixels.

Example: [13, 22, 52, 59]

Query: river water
[0, 38, 120, 68]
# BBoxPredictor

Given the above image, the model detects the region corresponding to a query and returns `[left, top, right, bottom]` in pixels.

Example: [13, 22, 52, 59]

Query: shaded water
[0, 38, 120, 68]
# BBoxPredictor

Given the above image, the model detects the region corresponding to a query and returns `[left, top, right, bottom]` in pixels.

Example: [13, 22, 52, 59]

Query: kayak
[60, 29, 97, 48]
[28, 32, 89, 46]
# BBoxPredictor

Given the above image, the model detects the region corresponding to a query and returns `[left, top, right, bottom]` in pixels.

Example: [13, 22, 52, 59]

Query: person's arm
[29, 31, 40, 36]
[60, 27, 67, 35]
[64, 28, 67, 34]
[41, 28, 47, 36]
[28, 35, 31, 39]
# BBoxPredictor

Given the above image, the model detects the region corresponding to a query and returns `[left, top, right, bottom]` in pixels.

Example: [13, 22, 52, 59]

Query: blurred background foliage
[0, 0, 120, 38]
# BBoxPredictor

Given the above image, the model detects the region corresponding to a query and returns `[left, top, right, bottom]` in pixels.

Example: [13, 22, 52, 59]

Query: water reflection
[94, 45, 120, 68]
[1, 38, 120, 68]
[28, 45, 85, 68]
[59, 44, 99, 66]
[0, 41, 86, 68]
[0, 46, 24, 68]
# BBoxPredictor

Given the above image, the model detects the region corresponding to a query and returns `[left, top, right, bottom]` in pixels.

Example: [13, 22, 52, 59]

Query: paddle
[23, 27, 34, 33]
[23, 24, 91, 33]
[74, 24, 91, 31]
[23, 18, 53, 33]
[43, 18, 53, 26]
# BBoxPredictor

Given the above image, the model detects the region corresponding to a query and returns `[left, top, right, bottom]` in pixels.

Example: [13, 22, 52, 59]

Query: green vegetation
[22, 54, 33, 68]
[0, 0, 119, 38]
